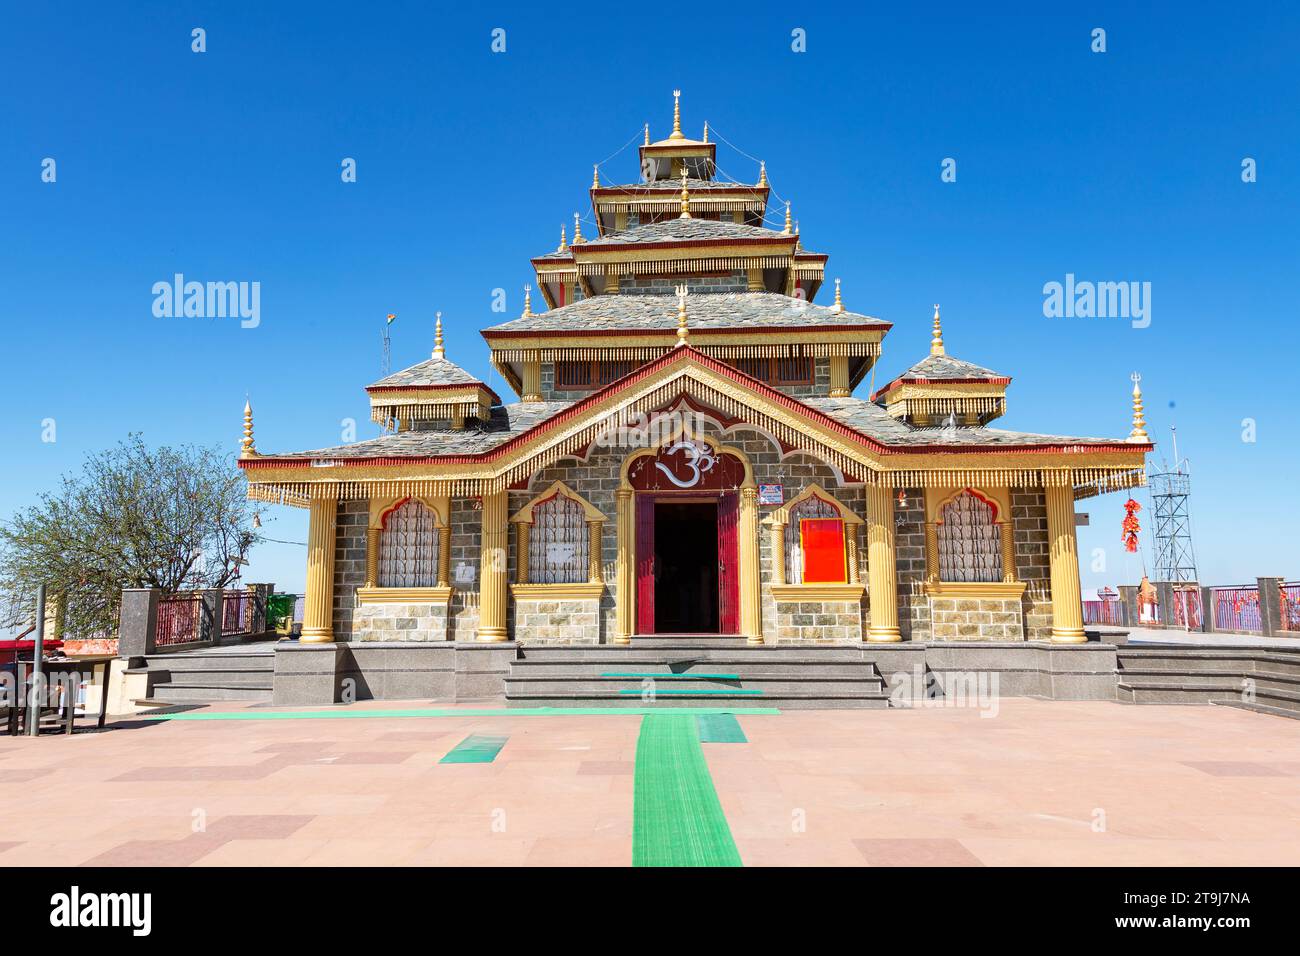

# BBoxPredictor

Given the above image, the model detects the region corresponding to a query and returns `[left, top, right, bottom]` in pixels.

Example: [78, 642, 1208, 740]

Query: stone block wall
[893, 488, 930, 641]
[447, 496, 482, 641]
[353, 602, 449, 642]
[511, 598, 602, 644]
[770, 600, 863, 644]
[1012, 490, 1053, 641]
[929, 596, 1025, 641]
[621, 273, 749, 295]
[332, 499, 368, 641]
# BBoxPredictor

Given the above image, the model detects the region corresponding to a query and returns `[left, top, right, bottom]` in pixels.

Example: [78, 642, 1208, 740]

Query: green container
[267, 593, 296, 631]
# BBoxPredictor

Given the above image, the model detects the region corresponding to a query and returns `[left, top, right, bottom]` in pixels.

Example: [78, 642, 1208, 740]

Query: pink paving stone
[577, 761, 635, 775]
[1181, 760, 1289, 776]
[854, 837, 985, 867]
[202, 814, 315, 840]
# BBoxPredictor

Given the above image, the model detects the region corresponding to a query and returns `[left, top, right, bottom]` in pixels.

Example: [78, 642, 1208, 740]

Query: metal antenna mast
[1148, 425, 1198, 583]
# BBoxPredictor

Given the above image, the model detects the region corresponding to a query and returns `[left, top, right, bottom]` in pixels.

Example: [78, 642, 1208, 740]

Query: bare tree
[0, 435, 258, 637]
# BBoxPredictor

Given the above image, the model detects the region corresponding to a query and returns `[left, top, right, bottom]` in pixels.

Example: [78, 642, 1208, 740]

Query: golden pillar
[515, 523, 530, 584]
[436, 521, 451, 589]
[923, 521, 940, 583]
[865, 483, 902, 642]
[999, 519, 1016, 584]
[769, 522, 786, 586]
[587, 520, 603, 585]
[521, 361, 542, 403]
[476, 489, 509, 642]
[614, 488, 634, 645]
[1045, 480, 1086, 643]
[301, 495, 338, 643]
[828, 355, 851, 398]
[739, 486, 763, 645]
[846, 524, 861, 585]
[364, 527, 380, 588]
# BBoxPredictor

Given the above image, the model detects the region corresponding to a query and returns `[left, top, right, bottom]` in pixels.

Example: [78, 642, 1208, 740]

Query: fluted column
[999, 519, 1016, 583]
[614, 488, 634, 645]
[364, 527, 380, 588]
[476, 489, 509, 642]
[828, 355, 851, 397]
[740, 486, 762, 645]
[515, 522, 530, 584]
[436, 521, 451, 588]
[521, 361, 542, 403]
[587, 520, 603, 585]
[865, 483, 901, 642]
[769, 522, 786, 586]
[301, 495, 338, 643]
[1045, 479, 1086, 643]
[847, 524, 861, 584]
[924, 521, 940, 582]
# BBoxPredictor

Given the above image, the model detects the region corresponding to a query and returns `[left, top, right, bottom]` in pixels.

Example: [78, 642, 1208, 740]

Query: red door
[717, 493, 739, 634]
[636, 494, 655, 634]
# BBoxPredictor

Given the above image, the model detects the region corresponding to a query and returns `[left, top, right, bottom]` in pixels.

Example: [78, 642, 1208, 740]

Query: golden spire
[783, 201, 792, 234]
[675, 284, 690, 345]
[930, 304, 945, 356]
[794, 219, 802, 250]
[702, 121, 709, 143]
[669, 89, 685, 141]
[572, 212, 584, 243]
[592, 164, 600, 189]
[240, 399, 257, 458]
[1128, 373, 1149, 442]
[758, 161, 768, 187]
[644, 122, 650, 146]
[433, 311, 445, 358]
[679, 169, 692, 218]
[558, 224, 567, 252]
[831, 278, 844, 314]
[522, 284, 533, 317]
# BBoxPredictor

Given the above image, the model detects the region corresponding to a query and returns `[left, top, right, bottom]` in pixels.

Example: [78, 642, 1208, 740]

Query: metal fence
[155, 593, 202, 646]
[1082, 600, 1125, 625]
[1170, 588, 1203, 630]
[221, 590, 253, 636]
[1282, 582, 1300, 632]
[1211, 585, 1261, 633]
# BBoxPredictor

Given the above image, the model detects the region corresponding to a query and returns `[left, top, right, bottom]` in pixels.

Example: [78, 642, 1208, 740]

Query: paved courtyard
[1, 699, 1298, 866]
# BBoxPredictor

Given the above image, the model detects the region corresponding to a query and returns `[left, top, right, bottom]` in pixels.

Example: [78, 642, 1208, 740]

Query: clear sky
[3, 1, 1297, 596]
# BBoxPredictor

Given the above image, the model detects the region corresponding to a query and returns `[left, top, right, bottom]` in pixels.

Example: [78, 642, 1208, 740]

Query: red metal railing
[221, 590, 252, 636]
[1281, 583, 1300, 632]
[1212, 585, 1261, 632]
[1171, 588, 1203, 630]
[1082, 600, 1125, 625]
[156, 594, 202, 646]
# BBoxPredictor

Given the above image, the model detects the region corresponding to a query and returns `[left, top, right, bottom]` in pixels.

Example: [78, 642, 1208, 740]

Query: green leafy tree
[0, 435, 258, 637]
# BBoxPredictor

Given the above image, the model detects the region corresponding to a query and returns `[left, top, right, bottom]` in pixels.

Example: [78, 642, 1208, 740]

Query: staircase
[137, 648, 276, 704]
[505, 641, 890, 709]
[1116, 645, 1300, 718]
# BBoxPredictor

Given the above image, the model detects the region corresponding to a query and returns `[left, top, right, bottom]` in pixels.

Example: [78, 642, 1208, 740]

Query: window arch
[764, 483, 863, 588]
[936, 490, 1002, 583]
[529, 493, 588, 584]
[785, 494, 843, 584]
[378, 499, 441, 588]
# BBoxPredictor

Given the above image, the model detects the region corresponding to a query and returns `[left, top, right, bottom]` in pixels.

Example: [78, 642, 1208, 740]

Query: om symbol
[656, 440, 718, 488]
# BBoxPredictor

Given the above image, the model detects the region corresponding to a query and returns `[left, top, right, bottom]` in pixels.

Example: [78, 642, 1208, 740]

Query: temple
[240, 93, 1151, 680]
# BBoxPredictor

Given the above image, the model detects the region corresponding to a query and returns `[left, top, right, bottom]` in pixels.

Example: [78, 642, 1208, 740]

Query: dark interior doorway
[653, 501, 719, 633]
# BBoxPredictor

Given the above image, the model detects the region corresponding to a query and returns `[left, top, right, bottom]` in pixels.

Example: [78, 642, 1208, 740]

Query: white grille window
[378, 500, 440, 587]
[784, 495, 840, 584]
[937, 491, 1002, 583]
[529, 494, 587, 584]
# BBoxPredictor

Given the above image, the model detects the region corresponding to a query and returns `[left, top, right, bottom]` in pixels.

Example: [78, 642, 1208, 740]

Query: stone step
[504, 675, 883, 695]
[508, 658, 878, 678]
[504, 691, 889, 710]
[1212, 699, 1300, 720]
[145, 667, 275, 686]
[149, 682, 273, 703]
[141, 652, 276, 671]
[1117, 648, 1300, 671]
[1116, 682, 1242, 705]
[516, 645, 870, 662]
[1118, 668, 1300, 692]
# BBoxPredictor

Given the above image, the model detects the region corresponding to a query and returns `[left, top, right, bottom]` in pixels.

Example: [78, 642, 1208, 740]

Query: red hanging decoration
[1121, 498, 1142, 553]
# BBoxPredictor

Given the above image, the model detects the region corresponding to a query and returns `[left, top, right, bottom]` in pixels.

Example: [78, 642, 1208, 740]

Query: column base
[1050, 628, 1088, 644]
[745, 634, 764, 646]
[299, 629, 334, 644]
[474, 628, 509, 643]
[612, 634, 632, 646]
[866, 627, 903, 643]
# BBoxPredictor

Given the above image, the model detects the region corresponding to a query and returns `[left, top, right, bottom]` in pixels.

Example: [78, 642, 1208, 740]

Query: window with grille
[529, 493, 588, 583]
[555, 360, 637, 390]
[937, 491, 1002, 583]
[729, 356, 813, 385]
[785, 495, 843, 584]
[378, 500, 440, 587]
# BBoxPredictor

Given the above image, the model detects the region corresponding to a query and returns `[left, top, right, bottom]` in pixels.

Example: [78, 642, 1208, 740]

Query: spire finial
[930, 304, 944, 356]
[758, 161, 768, 187]
[679, 168, 692, 219]
[572, 212, 584, 244]
[522, 284, 533, 317]
[558, 224, 567, 252]
[669, 89, 685, 141]
[592, 164, 600, 189]
[783, 201, 792, 234]
[794, 219, 802, 250]
[831, 278, 844, 314]
[1128, 372, 1149, 442]
[644, 122, 650, 146]
[675, 284, 690, 345]
[240, 398, 257, 458]
[433, 311, 445, 358]
[702, 120, 709, 143]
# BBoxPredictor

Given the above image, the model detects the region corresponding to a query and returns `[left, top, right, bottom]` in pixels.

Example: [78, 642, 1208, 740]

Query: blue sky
[2, 1, 1297, 596]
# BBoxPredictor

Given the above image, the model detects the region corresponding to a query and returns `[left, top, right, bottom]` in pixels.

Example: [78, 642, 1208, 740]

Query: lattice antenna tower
[1148, 424, 1198, 583]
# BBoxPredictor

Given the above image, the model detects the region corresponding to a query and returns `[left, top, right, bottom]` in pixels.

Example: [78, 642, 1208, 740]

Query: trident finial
[679, 168, 692, 219]
[572, 212, 584, 244]
[522, 284, 533, 317]
[644, 122, 650, 145]
[832, 278, 844, 314]
[433, 311, 445, 358]
[675, 284, 690, 346]
[930, 304, 944, 356]
[1128, 372, 1149, 442]
[240, 399, 257, 458]
[669, 89, 684, 141]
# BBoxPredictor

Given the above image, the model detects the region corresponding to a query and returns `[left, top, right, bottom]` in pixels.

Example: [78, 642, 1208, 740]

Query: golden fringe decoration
[493, 342, 880, 363]
[578, 255, 791, 277]
[369, 400, 490, 424]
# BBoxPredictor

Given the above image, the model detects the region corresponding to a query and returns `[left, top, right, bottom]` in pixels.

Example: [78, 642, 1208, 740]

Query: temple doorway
[654, 501, 719, 633]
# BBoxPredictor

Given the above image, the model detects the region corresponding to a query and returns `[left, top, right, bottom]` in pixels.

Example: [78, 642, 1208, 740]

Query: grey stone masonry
[1012, 490, 1053, 641]
[930, 597, 1024, 641]
[771, 600, 863, 644]
[117, 588, 159, 659]
[621, 273, 750, 296]
[332, 499, 367, 640]
[512, 598, 602, 645]
[447, 496, 482, 640]
[894, 488, 929, 640]
[353, 602, 449, 642]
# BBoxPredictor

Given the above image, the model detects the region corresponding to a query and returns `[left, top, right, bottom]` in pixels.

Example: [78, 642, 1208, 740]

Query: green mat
[617, 688, 763, 696]
[600, 672, 740, 680]
[439, 734, 508, 764]
[696, 713, 747, 743]
[144, 706, 781, 721]
[632, 714, 742, 867]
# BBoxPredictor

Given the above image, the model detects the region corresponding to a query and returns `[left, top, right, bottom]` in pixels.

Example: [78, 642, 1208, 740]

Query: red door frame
[635, 494, 656, 634]
[634, 491, 739, 635]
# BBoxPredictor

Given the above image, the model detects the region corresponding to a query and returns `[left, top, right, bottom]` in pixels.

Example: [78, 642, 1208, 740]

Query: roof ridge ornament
[795, 219, 801, 250]
[240, 399, 258, 458]
[930, 304, 945, 356]
[758, 161, 768, 187]
[679, 169, 692, 219]
[675, 284, 690, 346]
[831, 278, 844, 314]
[669, 89, 685, 141]
[644, 123, 650, 146]
[1128, 372, 1149, 442]
[522, 284, 533, 318]
[783, 201, 792, 234]
[433, 311, 445, 358]
[592, 164, 600, 189]
[558, 224, 567, 252]
[572, 212, 584, 244]
[702, 121, 709, 143]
